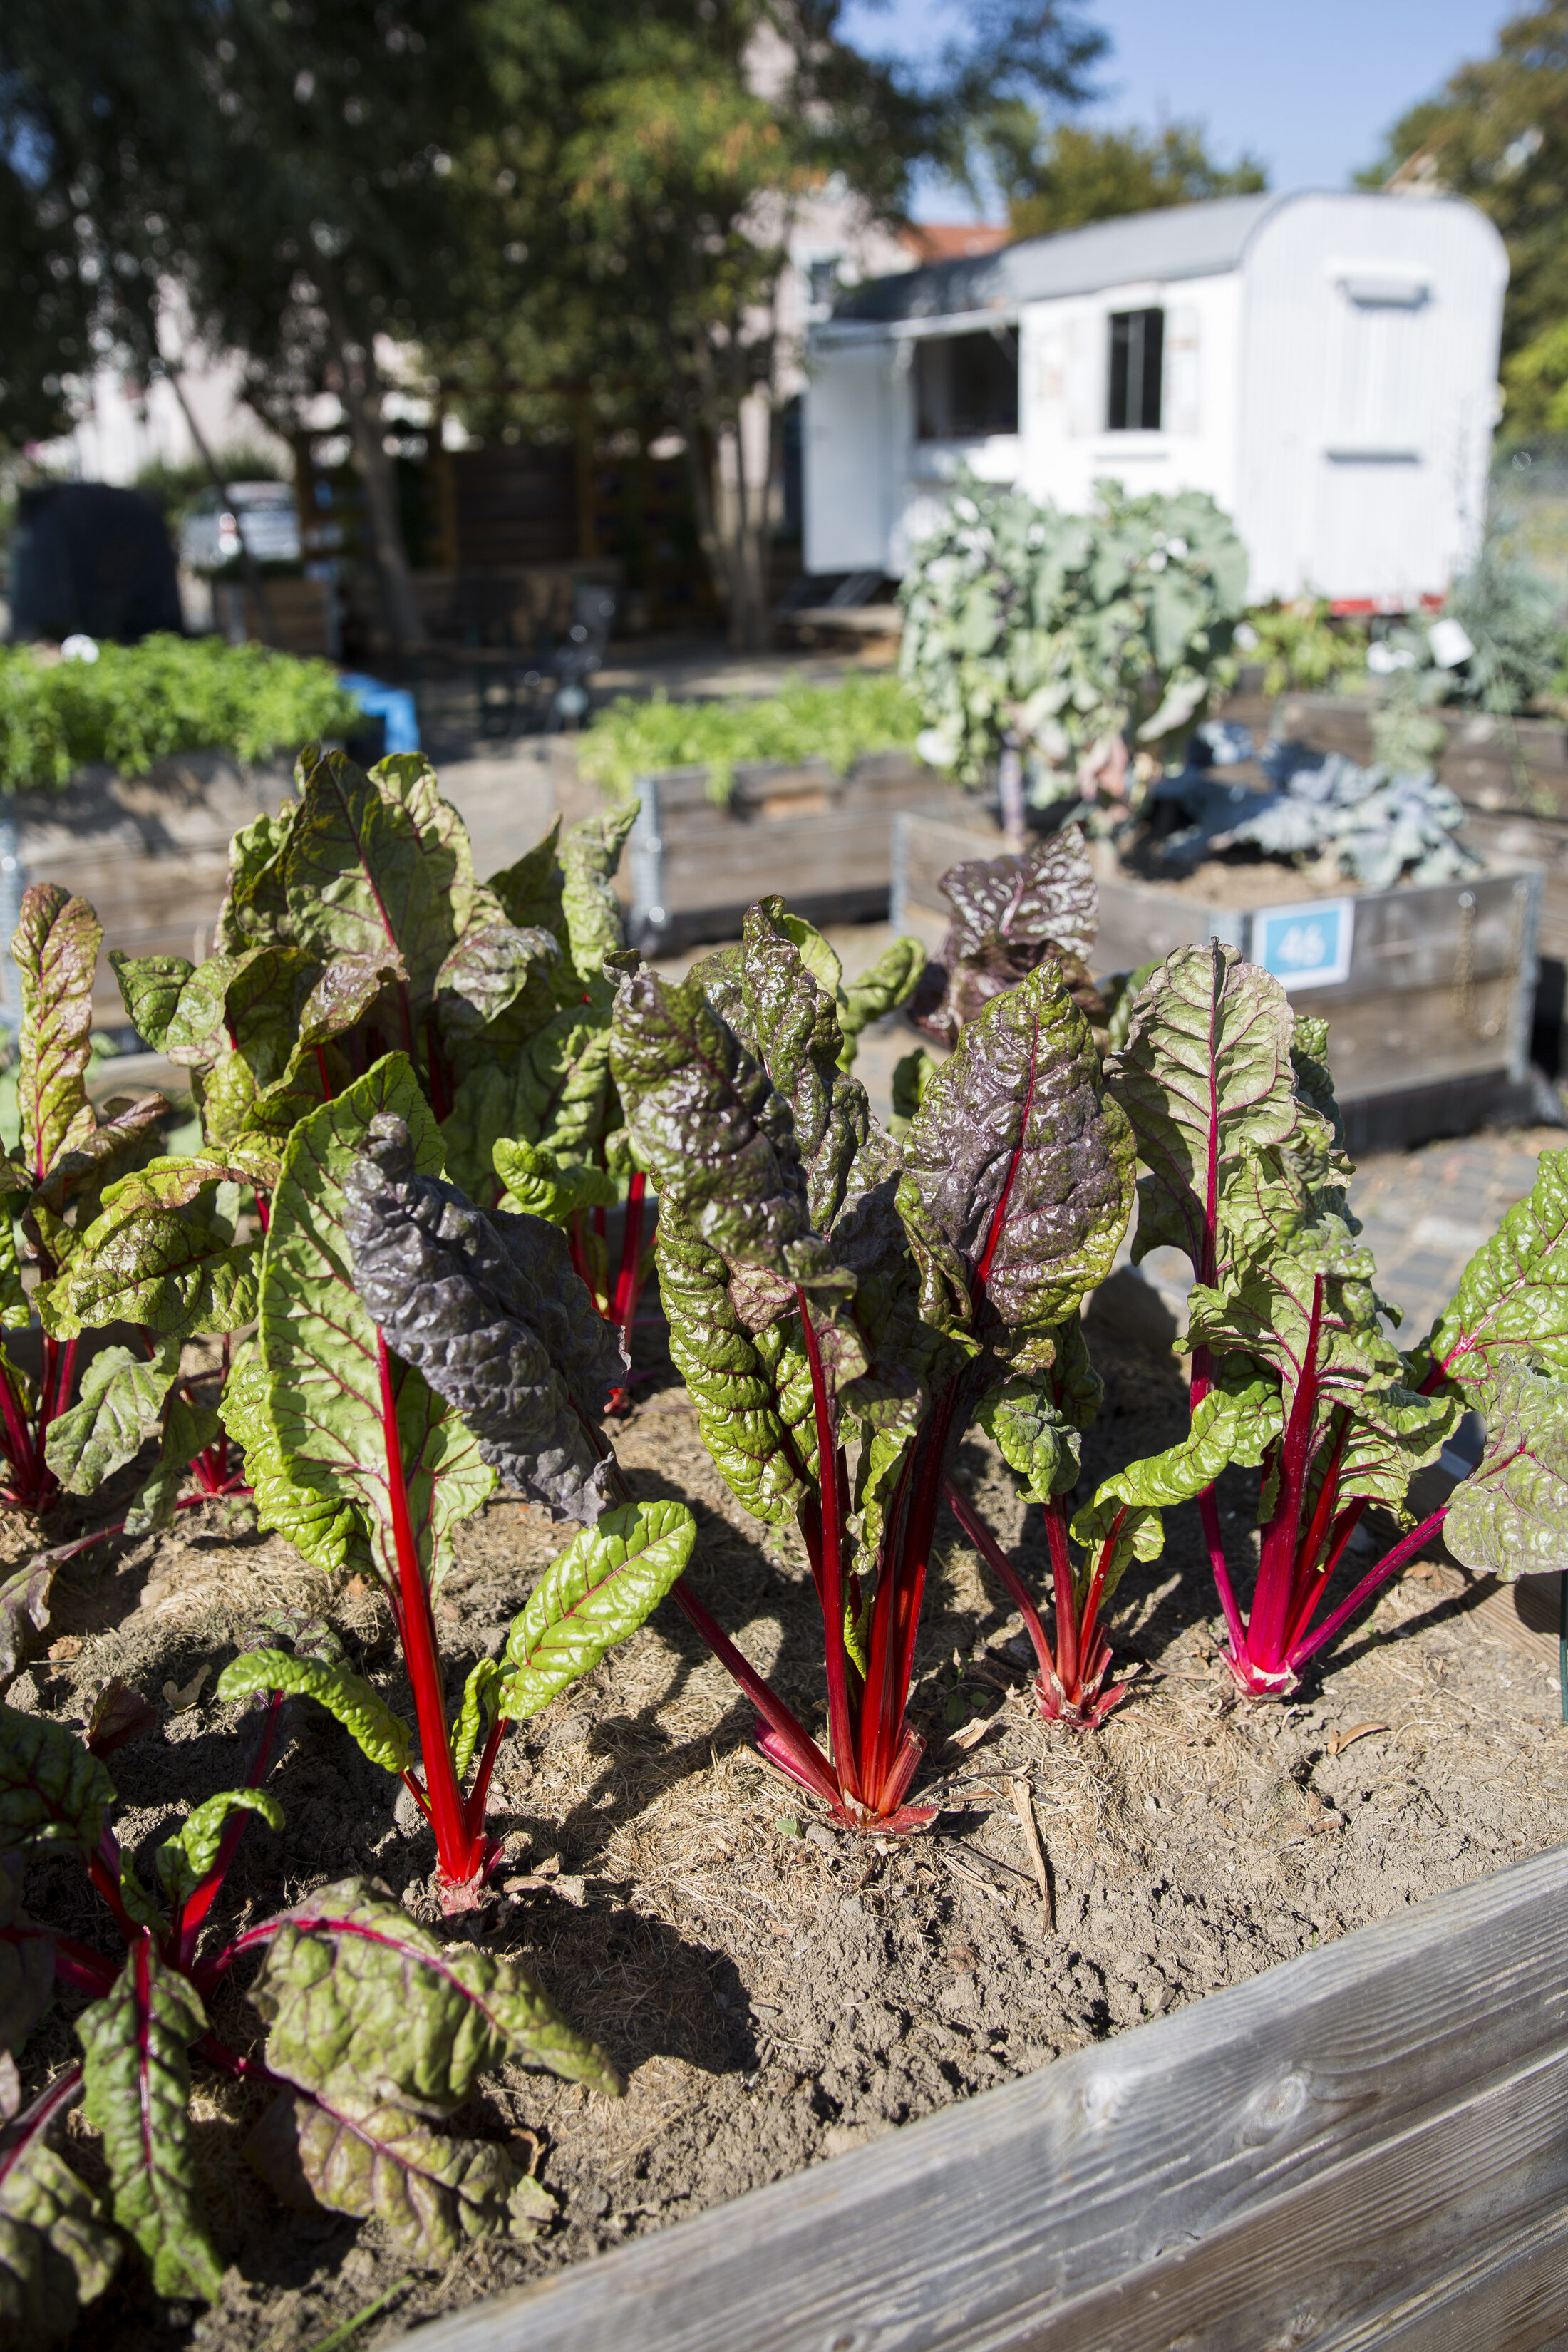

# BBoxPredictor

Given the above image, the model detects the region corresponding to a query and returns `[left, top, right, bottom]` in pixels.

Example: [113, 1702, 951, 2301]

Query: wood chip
[948, 1701, 1008, 1753]
[1327, 1721, 1388, 1758]
[161, 1664, 210, 1713]
[1009, 1775, 1054, 1931]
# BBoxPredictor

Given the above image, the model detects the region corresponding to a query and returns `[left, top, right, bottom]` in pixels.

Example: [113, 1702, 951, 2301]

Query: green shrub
[1241, 599, 1370, 696]
[0, 634, 363, 793]
[577, 671, 927, 805]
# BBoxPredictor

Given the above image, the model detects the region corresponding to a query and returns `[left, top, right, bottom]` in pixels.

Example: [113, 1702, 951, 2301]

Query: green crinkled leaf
[899, 959, 1133, 1368]
[1106, 940, 1301, 1281]
[76, 1940, 222, 2301]
[124, 1394, 222, 1537]
[13, 886, 99, 1187]
[450, 1659, 502, 1785]
[260, 1056, 494, 1597]
[559, 805, 634, 987]
[1433, 1150, 1568, 1403]
[249, 1876, 620, 2113]
[0, 1708, 114, 1857]
[889, 1046, 937, 1141]
[1445, 1359, 1568, 1577]
[491, 1138, 619, 1224]
[216, 1651, 413, 1775]
[978, 1382, 1082, 1502]
[217, 800, 295, 951]
[153, 1790, 284, 1904]
[0, 2115, 119, 2337]
[1073, 1378, 1281, 1547]
[654, 1201, 816, 1527]
[46, 1151, 274, 1339]
[839, 935, 927, 1061]
[434, 921, 559, 1041]
[247, 2090, 552, 2265]
[0, 1857, 53, 2058]
[109, 952, 195, 1054]
[443, 1009, 613, 1204]
[1332, 1381, 1458, 1510]
[500, 1501, 696, 1720]
[488, 817, 564, 937]
[220, 1341, 373, 1581]
[43, 1337, 182, 1495]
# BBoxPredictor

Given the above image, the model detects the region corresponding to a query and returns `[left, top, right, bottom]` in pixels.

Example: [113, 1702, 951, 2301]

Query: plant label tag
[1247, 897, 1356, 991]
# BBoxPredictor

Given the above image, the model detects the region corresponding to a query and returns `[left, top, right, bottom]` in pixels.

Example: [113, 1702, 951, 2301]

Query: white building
[804, 190, 1508, 608]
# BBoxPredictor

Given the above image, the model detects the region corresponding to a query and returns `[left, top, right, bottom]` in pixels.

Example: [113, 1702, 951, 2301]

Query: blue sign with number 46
[1248, 897, 1355, 990]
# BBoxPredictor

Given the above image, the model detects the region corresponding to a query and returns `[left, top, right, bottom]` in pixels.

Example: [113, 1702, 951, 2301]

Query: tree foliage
[984, 115, 1267, 241]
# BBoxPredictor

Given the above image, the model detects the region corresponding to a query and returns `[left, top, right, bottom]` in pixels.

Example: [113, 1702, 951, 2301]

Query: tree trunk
[160, 358, 277, 647]
[314, 267, 426, 655]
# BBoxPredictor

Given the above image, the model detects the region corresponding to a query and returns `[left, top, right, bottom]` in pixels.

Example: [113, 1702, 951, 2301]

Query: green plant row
[576, 671, 927, 805]
[0, 636, 363, 795]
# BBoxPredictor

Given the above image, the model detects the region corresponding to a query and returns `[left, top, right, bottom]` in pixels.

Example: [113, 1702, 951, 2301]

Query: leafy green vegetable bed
[0, 636, 362, 795]
[576, 674, 927, 805]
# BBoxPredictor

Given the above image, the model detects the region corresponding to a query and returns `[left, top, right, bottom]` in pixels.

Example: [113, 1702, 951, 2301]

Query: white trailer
[804, 190, 1507, 609]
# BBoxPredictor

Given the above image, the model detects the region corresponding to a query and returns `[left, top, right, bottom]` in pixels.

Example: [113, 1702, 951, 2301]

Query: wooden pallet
[403, 1843, 1568, 2352]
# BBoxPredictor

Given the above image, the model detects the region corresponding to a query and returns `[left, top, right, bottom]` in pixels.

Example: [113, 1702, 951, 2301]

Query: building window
[808, 258, 840, 309]
[1107, 308, 1165, 431]
[914, 328, 1019, 440]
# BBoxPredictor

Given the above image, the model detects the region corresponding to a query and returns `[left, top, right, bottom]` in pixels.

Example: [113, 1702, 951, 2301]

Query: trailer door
[805, 343, 891, 574]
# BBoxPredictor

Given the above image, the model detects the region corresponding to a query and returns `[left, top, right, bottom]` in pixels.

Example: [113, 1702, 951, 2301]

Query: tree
[1361, 5, 1568, 435]
[984, 114, 1267, 241]
[0, 0, 498, 649]
[438, 1, 1109, 651]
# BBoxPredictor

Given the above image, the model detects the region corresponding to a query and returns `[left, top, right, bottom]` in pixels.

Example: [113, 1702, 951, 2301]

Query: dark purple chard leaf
[0, 1706, 115, 1858]
[897, 960, 1135, 1370]
[83, 1681, 157, 1759]
[0, 1562, 57, 1679]
[260, 1060, 493, 1594]
[248, 2090, 553, 2264]
[1106, 941, 1301, 1279]
[1445, 1360, 1568, 1577]
[0, 2083, 120, 2338]
[344, 1113, 624, 1523]
[942, 827, 1098, 965]
[250, 1876, 619, 2113]
[0, 1857, 53, 2059]
[76, 1939, 222, 2301]
[610, 961, 845, 1300]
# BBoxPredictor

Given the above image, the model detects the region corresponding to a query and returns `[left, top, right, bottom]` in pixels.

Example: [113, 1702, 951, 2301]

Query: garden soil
[10, 1316, 1567, 2351]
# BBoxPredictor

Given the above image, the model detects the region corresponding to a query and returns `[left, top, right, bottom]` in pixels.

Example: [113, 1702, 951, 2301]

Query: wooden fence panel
[404, 1844, 1568, 2352]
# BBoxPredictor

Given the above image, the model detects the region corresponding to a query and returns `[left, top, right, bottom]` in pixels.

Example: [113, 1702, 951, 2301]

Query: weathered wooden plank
[403, 1843, 1568, 2352]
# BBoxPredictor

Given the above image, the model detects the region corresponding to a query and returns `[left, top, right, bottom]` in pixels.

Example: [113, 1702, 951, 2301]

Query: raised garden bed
[894, 810, 1546, 1152]
[8, 1326, 1566, 2352]
[623, 751, 956, 951]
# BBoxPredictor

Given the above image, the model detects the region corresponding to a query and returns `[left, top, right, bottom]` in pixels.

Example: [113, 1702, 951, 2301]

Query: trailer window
[914, 329, 1019, 440]
[1107, 308, 1165, 431]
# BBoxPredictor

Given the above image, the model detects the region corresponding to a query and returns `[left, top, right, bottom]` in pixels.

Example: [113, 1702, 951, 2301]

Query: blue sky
[841, 0, 1512, 212]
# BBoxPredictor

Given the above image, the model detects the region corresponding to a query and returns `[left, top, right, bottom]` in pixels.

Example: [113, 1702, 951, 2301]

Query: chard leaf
[611, 959, 844, 1298]
[898, 959, 1133, 1368]
[654, 1201, 817, 1526]
[889, 1046, 937, 1140]
[1107, 942, 1301, 1279]
[160, 954, 247, 1068]
[76, 1939, 222, 2301]
[153, 1790, 284, 1904]
[46, 1153, 272, 1339]
[450, 1659, 501, 1783]
[0, 1708, 114, 1858]
[443, 1009, 613, 1203]
[217, 800, 295, 951]
[1333, 1382, 1460, 1510]
[839, 935, 927, 1059]
[1072, 1378, 1282, 1564]
[0, 1858, 53, 2058]
[43, 1338, 182, 1495]
[344, 1112, 623, 1524]
[491, 1139, 619, 1224]
[559, 805, 635, 987]
[215, 1650, 413, 1775]
[260, 1058, 494, 1594]
[978, 1383, 1082, 1501]
[1445, 1360, 1568, 1577]
[13, 886, 99, 1186]
[250, 1876, 619, 2112]
[220, 1340, 373, 1581]
[248, 2090, 552, 2264]
[0, 2103, 119, 2337]
[500, 1500, 696, 1719]
[488, 816, 564, 937]
[123, 1393, 222, 1535]
[109, 952, 194, 1053]
[942, 825, 1098, 964]
[0, 1557, 56, 1679]
[434, 921, 560, 1039]
[1433, 1150, 1568, 1401]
